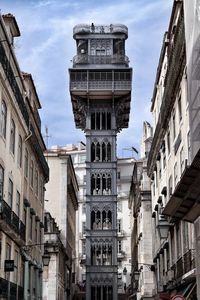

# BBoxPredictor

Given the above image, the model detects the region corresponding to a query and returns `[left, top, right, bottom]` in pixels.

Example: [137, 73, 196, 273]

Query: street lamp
[123, 267, 127, 275]
[157, 223, 170, 239]
[42, 253, 51, 266]
[134, 271, 140, 281]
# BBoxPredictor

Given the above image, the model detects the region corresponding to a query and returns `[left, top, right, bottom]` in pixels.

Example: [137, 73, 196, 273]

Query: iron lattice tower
[69, 23, 132, 300]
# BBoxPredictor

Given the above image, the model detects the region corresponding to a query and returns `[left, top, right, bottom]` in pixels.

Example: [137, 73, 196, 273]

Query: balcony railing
[73, 24, 128, 37]
[171, 249, 195, 280]
[0, 277, 23, 299]
[0, 199, 26, 241]
[70, 80, 131, 91]
[19, 221, 26, 241]
[11, 211, 20, 234]
[73, 54, 129, 66]
[0, 199, 12, 224]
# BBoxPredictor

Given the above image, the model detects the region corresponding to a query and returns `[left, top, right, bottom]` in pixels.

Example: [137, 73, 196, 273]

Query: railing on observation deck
[73, 54, 129, 66]
[73, 24, 128, 37]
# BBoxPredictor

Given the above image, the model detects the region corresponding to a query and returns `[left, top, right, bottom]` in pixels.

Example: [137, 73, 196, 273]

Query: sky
[1, 0, 173, 157]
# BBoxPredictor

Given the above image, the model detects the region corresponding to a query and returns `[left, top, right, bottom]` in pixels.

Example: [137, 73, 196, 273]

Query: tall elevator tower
[69, 24, 132, 300]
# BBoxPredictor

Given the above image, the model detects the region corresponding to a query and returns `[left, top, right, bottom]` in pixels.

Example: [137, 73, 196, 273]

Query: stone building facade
[44, 151, 78, 300]
[0, 13, 49, 299]
[147, 1, 197, 299]
[129, 122, 155, 300]
[69, 23, 132, 299]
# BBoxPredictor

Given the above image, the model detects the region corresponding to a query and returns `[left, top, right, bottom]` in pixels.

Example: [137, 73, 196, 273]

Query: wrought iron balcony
[170, 249, 195, 281]
[70, 79, 131, 92]
[0, 199, 26, 243]
[0, 199, 12, 225]
[0, 277, 24, 299]
[11, 211, 20, 234]
[73, 54, 129, 67]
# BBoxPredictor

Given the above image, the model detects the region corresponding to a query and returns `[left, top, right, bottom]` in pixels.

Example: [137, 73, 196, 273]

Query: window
[30, 160, 34, 187]
[82, 203, 86, 214]
[0, 164, 4, 198]
[178, 96, 182, 122]
[17, 135, 23, 167]
[167, 132, 171, 154]
[118, 241, 122, 253]
[35, 170, 39, 196]
[83, 175, 86, 183]
[16, 191, 20, 216]
[168, 175, 172, 197]
[14, 250, 19, 283]
[174, 163, 178, 186]
[117, 201, 122, 212]
[23, 206, 27, 227]
[39, 179, 43, 202]
[180, 147, 184, 174]
[1, 100, 7, 138]
[176, 224, 181, 258]
[24, 148, 28, 178]
[183, 222, 189, 253]
[82, 241, 86, 255]
[29, 214, 32, 239]
[172, 111, 176, 140]
[117, 171, 121, 180]
[117, 219, 121, 233]
[10, 119, 16, 154]
[5, 243, 11, 280]
[82, 222, 86, 235]
[35, 225, 37, 243]
[8, 178, 13, 208]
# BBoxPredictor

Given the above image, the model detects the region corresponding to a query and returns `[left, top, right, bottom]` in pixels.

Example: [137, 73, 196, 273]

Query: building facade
[43, 212, 68, 300]
[44, 151, 78, 300]
[45, 143, 134, 299]
[129, 122, 155, 300]
[117, 157, 134, 299]
[0, 13, 49, 300]
[147, 1, 197, 299]
[69, 23, 132, 299]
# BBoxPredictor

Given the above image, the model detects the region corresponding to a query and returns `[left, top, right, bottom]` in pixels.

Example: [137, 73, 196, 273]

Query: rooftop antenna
[43, 126, 51, 150]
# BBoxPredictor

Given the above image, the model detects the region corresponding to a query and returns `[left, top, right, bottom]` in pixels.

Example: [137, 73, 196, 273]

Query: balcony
[0, 277, 24, 299]
[70, 79, 131, 95]
[73, 54, 129, 67]
[170, 249, 195, 282]
[69, 69, 132, 97]
[163, 149, 200, 222]
[0, 199, 26, 244]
